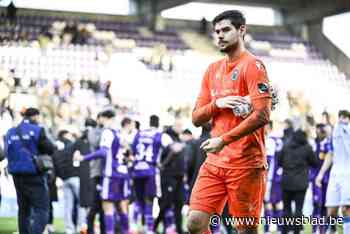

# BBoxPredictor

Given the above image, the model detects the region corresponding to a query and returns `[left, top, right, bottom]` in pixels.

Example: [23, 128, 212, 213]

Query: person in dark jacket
[187, 124, 210, 194]
[278, 129, 318, 234]
[47, 130, 72, 233]
[71, 128, 93, 233]
[53, 130, 76, 181]
[75, 121, 94, 209]
[53, 130, 85, 234]
[155, 119, 185, 234]
[4, 107, 56, 234]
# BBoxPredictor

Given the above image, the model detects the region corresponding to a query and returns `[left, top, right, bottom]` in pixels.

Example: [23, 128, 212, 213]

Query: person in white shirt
[316, 110, 350, 234]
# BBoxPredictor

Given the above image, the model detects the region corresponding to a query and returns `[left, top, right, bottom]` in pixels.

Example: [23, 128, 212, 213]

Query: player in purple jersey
[264, 121, 284, 233]
[311, 124, 332, 234]
[74, 110, 131, 234]
[130, 115, 173, 234]
[310, 124, 332, 234]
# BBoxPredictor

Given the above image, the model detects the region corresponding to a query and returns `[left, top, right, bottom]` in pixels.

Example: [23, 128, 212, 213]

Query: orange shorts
[189, 162, 266, 228]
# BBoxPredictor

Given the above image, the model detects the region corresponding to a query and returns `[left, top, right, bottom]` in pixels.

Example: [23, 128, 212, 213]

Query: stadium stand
[1, 13, 350, 119]
[0, 13, 189, 50]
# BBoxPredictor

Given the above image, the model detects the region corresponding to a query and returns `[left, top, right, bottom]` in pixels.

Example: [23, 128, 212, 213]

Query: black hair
[322, 111, 329, 117]
[293, 129, 307, 145]
[100, 110, 115, 119]
[150, 115, 159, 128]
[135, 121, 140, 130]
[316, 123, 327, 134]
[212, 10, 246, 30]
[182, 129, 192, 135]
[85, 118, 97, 128]
[338, 110, 350, 118]
[316, 123, 326, 129]
[23, 107, 40, 118]
[121, 117, 132, 127]
[58, 130, 69, 140]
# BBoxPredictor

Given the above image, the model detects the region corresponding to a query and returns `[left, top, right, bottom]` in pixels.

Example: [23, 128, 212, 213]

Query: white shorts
[325, 173, 350, 207]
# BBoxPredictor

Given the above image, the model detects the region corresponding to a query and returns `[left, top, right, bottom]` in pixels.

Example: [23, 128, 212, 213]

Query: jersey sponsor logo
[257, 83, 269, 94]
[231, 69, 239, 81]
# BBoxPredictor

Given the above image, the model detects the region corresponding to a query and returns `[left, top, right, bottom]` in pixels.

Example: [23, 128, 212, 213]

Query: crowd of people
[1, 102, 350, 234]
[263, 110, 350, 234]
[1, 105, 208, 234]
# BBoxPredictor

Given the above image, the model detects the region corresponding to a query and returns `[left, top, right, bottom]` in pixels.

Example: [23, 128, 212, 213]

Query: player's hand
[200, 137, 225, 153]
[315, 173, 323, 187]
[215, 96, 249, 109]
[73, 150, 83, 162]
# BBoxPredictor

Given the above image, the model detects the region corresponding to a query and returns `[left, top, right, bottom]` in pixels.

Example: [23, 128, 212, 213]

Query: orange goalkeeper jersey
[192, 51, 271, 169]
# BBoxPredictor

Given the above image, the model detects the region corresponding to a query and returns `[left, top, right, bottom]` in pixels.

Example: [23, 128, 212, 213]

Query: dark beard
[220, 40, 239, 53]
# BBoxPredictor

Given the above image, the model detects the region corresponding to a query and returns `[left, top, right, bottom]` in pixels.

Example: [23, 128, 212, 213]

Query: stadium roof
[157, 0, 350, 24]
[157, 0, 301, 11]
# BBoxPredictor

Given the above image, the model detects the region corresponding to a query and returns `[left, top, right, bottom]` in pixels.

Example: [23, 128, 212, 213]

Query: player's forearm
[318, 153, 333, 176]
[84, 147, 108, 161]
[220, 98, 271, 144]
[192, 100, 219, 127]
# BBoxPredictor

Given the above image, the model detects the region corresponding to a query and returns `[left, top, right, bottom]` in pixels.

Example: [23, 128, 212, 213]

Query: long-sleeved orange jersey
[192, 51, 271, 169]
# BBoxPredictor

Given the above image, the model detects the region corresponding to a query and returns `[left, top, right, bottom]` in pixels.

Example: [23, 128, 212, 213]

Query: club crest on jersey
[231, 69, 239, 81]
[258, 83, 269, 94]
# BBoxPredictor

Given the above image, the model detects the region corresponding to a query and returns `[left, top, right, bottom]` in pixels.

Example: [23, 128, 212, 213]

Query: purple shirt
[131, 128, 172, 177]
[310, 137, 332, 182]
[84, 128, 128, 178]
[266, 136, 283, 182]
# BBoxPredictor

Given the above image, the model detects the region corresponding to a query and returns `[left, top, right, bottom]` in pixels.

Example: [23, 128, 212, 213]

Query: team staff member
[4, 108, 56, 234]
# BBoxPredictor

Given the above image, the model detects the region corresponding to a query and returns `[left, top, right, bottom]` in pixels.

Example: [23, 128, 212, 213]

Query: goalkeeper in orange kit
[187, 10, 274, 234]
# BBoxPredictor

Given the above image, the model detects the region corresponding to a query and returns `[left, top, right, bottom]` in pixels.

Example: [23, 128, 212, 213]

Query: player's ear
[239, 25, 247, 39]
